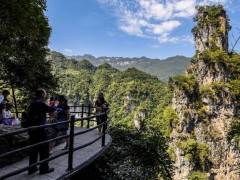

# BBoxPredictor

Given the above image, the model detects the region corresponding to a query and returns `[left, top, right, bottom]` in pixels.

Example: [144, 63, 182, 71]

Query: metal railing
[13, 105, 96, 128]
[0, 105, 109, 180]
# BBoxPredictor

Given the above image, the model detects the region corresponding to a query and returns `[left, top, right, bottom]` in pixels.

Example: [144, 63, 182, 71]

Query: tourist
[0, 90, 11, 121]
[48, 96, 57, 123]
[27, 88, 55, 175]
[95, 92, 109, 132]
[56, 95, 70, 150]
[47, 96, 58, 153]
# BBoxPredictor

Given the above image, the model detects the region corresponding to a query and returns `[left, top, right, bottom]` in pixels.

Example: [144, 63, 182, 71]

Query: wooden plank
[0, 127, 111, 180]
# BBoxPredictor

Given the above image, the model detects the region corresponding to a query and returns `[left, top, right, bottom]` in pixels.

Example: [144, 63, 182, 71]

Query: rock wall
[170, 6, 240, 180]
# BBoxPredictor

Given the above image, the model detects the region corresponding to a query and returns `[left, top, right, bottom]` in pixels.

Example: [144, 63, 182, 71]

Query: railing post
[101, 114, 107, 147]
[68, 115, 75, 171]
[81, 104, 84, 127]
[87, 104, 91, 128]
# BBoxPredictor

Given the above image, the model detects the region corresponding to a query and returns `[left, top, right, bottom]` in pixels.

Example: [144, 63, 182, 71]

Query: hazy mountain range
[67, 54, 191, 81]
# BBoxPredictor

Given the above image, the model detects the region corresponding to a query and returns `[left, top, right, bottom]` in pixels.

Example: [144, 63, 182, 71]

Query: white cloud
[98, 0, 230, 44]
[149, 21, 181, 35]
[63, 48, 74, 55]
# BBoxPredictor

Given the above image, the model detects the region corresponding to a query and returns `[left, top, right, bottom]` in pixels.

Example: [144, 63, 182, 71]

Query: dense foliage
[0, 0, 57, 95]
[50, 52, 175, 179]
[75, 127, 173, 180]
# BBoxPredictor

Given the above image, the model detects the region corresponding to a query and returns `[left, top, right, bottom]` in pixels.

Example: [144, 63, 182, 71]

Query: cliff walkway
[0, 105, 111, 180]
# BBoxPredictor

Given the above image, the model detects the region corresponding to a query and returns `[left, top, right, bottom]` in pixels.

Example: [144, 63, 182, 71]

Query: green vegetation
[199, 50, 240, 79]
[227, 79, 240, 100]
[199, 50, 240, 101]
[49, 52, 174, 179]
[71, 54, 191, 82]
[194, 5, 228, 28]
[196, 105, 209, 124]
[200, 82, 225, 97]
[227, 120, 240, 149]
[167, 146, 177, 161]
[0, 0, 56, 96]
[192, 5, 230, 50]
[201, 49, 229, 63]
[169, 75, 197, 94]
[1, 2, 239, 179]
[177, 139, 209, 170]
[160, 107, 179, 138]
[200, 79, 240, 101]
[75, 128, 173, 180]
[188, 171, 208, 180]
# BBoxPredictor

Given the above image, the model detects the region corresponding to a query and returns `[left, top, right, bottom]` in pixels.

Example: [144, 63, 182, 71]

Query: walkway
[0, 127, 112, 180]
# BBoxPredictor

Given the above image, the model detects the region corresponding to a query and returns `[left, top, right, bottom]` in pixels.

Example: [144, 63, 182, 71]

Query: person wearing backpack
[27, 88, 56, 175]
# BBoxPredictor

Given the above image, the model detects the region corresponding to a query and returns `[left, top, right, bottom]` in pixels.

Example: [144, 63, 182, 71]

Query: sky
[46, 0, 240, 59]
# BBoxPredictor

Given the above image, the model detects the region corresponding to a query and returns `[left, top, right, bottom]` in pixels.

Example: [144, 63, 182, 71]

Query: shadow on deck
[0, 105, 111, 180]
[0, 127, 111, 180]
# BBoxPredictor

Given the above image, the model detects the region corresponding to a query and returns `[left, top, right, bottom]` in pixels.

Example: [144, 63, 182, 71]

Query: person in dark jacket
[56, 95, 70, 149]
[95, 92, 108, 132]
[28, 89, 55, 175]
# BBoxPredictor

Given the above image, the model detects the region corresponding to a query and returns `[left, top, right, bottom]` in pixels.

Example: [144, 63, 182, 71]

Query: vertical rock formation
[170, 5, 240, 180]
[192, 6, 229, 54]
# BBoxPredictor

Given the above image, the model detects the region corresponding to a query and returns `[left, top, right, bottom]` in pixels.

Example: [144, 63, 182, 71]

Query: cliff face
[170, 6, 240, 180]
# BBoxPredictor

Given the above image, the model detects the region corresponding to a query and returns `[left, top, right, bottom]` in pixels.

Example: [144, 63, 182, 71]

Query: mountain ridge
[49, 51, 191, 81]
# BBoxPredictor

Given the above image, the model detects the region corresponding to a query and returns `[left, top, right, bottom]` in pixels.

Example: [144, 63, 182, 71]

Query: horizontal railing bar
[11, 105, 96, 113]
[74, 121, 108, 137]
[70, 111, 94, 113]
[0, 111, 108, 180]
[0, 114, 107, 158]
[74, 113, 105, 121]
[0, 113, 105, 138]
[0, 120, 70, 138]
[0, 134, 69, 158]
[73, 135, 103, 152]
[59, 136, 109, 180]
[0, 150, 69, 180]
[69, 105, 95, 108]
[0, 128, 107, 179]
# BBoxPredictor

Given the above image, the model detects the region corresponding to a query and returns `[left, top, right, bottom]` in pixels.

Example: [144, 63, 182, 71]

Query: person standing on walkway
[28, 88, 55, 175]
[56, 95, 70, 150]
[95, 92, 109, 132]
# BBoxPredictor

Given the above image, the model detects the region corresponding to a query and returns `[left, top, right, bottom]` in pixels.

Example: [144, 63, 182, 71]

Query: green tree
[0, 0, 57, 111]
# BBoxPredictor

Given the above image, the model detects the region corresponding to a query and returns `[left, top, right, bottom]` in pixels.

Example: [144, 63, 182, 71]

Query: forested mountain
[49, 52, 175, 179]
[48, 5, 240, 180]
[1, 1, 240, 180]
[66, 53, 191, 81]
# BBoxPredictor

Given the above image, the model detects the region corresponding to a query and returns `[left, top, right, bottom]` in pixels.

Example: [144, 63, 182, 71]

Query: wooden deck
[0, 127, 112, 180]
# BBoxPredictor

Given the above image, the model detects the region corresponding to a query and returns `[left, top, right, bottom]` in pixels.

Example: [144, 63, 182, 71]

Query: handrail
[12, 104, 97, 115]
[0, 113, 105, 138]
[0, 105, 109, 180]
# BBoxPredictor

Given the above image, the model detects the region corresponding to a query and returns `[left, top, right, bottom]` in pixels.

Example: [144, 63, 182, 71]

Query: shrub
[188, 171, 208, 180]
[227, 120, 240, 147]
[200, 49, 229, 63]
[169, 75, 197, 94]
[177, 139, 209, 170]
[161, 107, 179, 138]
